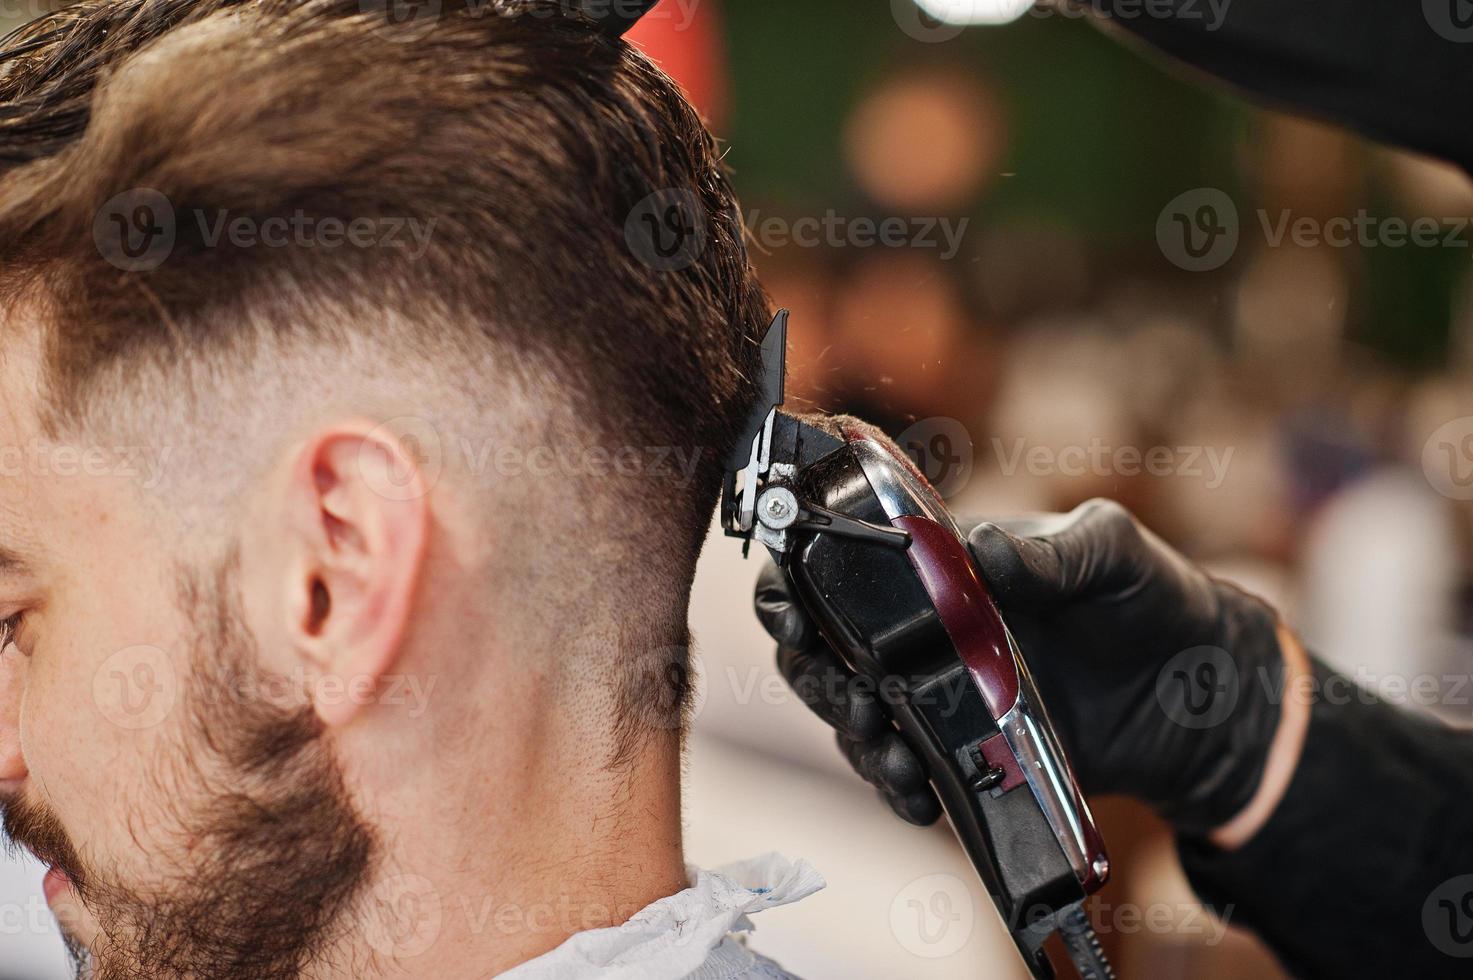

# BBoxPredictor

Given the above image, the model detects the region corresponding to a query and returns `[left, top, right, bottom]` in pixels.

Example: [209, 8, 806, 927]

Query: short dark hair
[0, 0, 768, 749]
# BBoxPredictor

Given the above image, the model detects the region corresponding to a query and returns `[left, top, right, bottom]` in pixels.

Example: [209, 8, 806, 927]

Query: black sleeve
[1090, 0, 1473, 173]
[1177, 660, 1473, 978]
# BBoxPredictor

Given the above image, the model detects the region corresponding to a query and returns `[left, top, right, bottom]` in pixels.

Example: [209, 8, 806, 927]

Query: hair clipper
[723, 312, 1114, 979]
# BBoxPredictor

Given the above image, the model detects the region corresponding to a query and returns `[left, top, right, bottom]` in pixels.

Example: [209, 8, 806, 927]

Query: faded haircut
[0, 0, 768, 753]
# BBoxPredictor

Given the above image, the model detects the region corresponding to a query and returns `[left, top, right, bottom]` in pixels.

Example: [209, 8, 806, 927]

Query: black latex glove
[755, 498, 1287, 838]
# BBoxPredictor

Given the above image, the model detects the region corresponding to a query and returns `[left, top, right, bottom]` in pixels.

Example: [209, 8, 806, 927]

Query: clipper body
[724, 312, 1112, 979]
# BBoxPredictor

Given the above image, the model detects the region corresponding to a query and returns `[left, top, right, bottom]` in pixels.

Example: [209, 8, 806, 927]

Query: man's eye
[0, 613, 24, 651]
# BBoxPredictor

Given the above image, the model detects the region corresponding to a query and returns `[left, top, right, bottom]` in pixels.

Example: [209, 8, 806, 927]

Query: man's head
[0, 0, 766, 975]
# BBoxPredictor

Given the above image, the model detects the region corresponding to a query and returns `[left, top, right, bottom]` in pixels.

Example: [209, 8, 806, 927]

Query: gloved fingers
[837, 730, 932, 797]
[968, 498, 1142, 608]
[967, 520, 1068, 609]
[876, 783, 944, 826]
[754, 560, 817, 649]
[777, 642, 890, 741]
[837, 731, 942, 825]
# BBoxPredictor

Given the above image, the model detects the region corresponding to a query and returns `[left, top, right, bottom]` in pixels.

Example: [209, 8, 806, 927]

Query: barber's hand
[755, 498, 1287, 837]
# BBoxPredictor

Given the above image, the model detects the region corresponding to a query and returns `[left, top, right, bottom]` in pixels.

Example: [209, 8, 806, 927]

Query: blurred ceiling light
[913, 0, 1035, 26]
[844, 69, 1003, 212]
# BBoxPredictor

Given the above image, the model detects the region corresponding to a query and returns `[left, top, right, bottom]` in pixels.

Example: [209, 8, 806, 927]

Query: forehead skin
[0, 299, 166, 582]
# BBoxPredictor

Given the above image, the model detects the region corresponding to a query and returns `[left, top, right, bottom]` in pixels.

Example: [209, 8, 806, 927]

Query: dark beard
[3, 547, 376, 979]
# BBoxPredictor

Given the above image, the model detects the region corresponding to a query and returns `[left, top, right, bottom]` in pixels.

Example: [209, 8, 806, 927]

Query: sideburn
[81, 548, 378, 979]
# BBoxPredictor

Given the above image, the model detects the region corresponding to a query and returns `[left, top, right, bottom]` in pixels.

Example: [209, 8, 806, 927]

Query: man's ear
[276, 420, 430, 728]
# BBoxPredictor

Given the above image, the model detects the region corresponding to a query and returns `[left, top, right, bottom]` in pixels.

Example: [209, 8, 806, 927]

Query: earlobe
[291, 422, 431, 729]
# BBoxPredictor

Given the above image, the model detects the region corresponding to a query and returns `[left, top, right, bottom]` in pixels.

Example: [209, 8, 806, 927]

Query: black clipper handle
[777, 421, 1109, 978]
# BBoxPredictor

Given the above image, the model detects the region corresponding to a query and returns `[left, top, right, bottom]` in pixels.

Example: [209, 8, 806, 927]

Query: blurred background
[653, 1, 1473, 977]
[5, 0, 1473, 976]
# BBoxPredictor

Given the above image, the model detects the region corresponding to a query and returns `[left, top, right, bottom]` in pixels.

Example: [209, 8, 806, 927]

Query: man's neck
[315, 723, 687, 978]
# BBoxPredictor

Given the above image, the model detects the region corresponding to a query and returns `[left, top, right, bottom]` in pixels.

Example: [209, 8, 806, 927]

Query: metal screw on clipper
[759, 487, 799, 528]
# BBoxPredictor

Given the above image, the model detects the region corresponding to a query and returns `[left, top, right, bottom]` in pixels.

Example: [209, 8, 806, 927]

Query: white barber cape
[496, 854, 823, 980]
